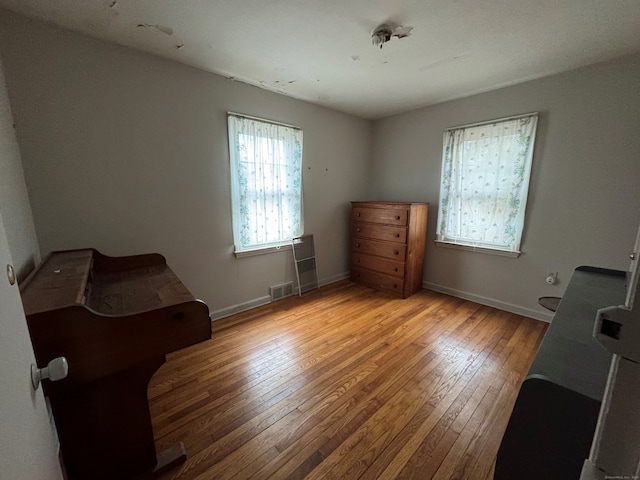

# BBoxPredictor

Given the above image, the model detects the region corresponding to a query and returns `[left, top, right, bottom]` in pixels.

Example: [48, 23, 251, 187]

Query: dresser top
[351, 201, 428, 208]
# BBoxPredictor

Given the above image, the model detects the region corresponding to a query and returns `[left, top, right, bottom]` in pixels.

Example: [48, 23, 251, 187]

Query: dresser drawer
[352, 222, 407, 244]
[351, 238, 406, 261]
[351, 253, 405, 278]
[351, 267, 405, 295]
[352, 207, 408, 226]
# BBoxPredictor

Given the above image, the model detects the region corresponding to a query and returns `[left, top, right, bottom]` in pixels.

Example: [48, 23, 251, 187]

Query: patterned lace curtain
[436, 114, 538, 253]
[228, 114, 303, 252]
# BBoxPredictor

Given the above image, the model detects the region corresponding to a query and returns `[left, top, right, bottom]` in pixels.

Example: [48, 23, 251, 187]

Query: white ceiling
[1, 0, 640, 119]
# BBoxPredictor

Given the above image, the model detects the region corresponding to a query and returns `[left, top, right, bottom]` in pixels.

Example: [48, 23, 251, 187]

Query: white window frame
[227, 112, 303, 257]
[435, 113, 538, 257]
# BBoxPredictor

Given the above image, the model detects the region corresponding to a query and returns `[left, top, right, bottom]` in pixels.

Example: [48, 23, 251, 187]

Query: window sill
[234, 244, 292, 258]
[435, 240, 521, 258]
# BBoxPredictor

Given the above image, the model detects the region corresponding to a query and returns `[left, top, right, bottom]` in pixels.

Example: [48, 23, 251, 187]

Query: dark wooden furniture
[350, 201, 428, 298]
[538, 295, 562, 312]
[495, 266, 627, 480]
[20, 249, 211, 480]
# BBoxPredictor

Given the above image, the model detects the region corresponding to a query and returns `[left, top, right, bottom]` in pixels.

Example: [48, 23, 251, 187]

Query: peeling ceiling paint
[136, 23, 173, 36]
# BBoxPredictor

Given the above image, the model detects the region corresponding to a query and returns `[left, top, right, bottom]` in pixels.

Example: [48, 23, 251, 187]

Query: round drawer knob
[356, 212, 361, 217]
[394, 250, 399, 255]
[395, 215, 400, 220]
[394, 233, 400, 238]
[394, 267, 398, 272]
[357, 228, 361, 232]
[6, 264, 16, 286]
[355, 243, 360, 248]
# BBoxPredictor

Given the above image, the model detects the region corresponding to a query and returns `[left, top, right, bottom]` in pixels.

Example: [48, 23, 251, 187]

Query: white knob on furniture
[31, 357, 68, 390]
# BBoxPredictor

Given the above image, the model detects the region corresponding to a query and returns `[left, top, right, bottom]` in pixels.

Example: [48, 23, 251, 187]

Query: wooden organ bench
[20, 249, 211, 480]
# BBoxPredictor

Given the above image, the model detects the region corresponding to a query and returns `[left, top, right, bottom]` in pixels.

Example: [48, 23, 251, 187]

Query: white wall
[0, 11, 372, 318]
[371, 53, 640, 320]
[0, 46, 40, 280]
[0, 56, 62, 480]
[2, 9, 639, 322]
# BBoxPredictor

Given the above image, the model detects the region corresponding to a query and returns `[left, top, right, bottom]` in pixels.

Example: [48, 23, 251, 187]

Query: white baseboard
[423, 281, 553, 323]
[211, 275, 553, 324]
[210, 295, 271, 321]
[319, 271, 350, 287]
[210, 272, 351, 321]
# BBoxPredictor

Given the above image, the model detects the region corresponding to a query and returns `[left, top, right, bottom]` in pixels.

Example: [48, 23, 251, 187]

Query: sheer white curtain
[436, 114, 538, 253]
[228, 114, 303, 252]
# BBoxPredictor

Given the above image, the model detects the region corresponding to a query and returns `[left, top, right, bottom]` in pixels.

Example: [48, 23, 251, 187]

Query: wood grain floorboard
[150, 280, 546, 480]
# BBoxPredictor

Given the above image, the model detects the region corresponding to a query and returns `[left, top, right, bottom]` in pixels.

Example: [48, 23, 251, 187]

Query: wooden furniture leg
[51, 356, 184, 480]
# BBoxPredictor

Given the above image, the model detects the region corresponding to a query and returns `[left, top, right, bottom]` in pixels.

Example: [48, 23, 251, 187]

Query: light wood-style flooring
[150, 280, 547, 480]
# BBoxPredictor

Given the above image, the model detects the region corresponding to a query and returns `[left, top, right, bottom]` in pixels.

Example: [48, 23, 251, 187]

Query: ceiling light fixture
[371, 24, 413, 49]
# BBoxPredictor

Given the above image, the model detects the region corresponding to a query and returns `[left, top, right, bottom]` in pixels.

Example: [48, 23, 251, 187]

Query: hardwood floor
[149, 280, 547, 480]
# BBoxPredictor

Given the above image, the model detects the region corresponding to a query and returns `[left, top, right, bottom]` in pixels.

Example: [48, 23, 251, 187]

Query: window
[436, 113, 538, 256]
[228, 113, 303, 254]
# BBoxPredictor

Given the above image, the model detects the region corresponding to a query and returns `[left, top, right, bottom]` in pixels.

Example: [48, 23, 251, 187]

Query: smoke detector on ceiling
[371, 24, 413, 49]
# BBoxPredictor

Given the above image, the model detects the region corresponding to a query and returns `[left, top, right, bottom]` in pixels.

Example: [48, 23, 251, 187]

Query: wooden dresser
[350, 201, 428, 298]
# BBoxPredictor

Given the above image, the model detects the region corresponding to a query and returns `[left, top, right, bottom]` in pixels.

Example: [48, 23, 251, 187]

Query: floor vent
[269, 282, 294, 301]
